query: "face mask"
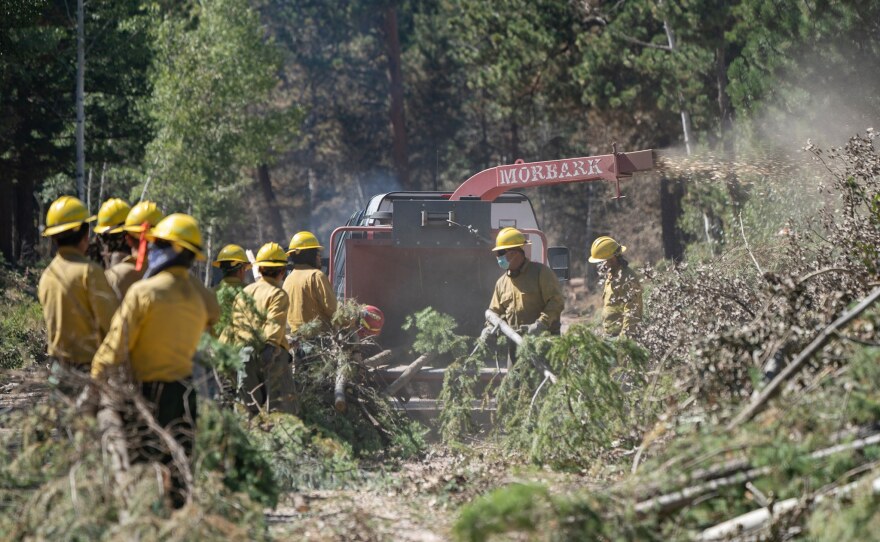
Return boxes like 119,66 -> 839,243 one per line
145,243 -> 182,278
496,255 -> 510,270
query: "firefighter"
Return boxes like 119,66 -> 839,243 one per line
589,236 -> 643,338
229,242 -> 297,414
283,231 -> 337,334
93,198 -> 131,269
91,213 -> 213,508
481,227 -> 564,367
38,196 -> 119,384
104,200 -> 164,299
212,244 -> 251,292
212,244 -> 251,340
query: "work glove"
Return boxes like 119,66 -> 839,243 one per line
520,320 -> 547,337
479,326 -> 497,346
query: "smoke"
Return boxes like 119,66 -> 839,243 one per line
744,38 -> 879,152
310,169 -> 403,243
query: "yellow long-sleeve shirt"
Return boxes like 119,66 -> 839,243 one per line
602,265 -> 643,337
194,275 -> 220,329
91,266 -> 210,382
489,260 -> 564,330
38,246 -> 119,365
282,264 -> 337,332
228,276 -> 290,349
105,254 -> 144,300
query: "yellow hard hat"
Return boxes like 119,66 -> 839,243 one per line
255,242 -> 288,267
589,236 -> 626,263
43,195 -> 96,237
287,231 -> 323,254
146,213 -> 205,260
212,244 -> 251,268
93,198 -> 131,234
118,201 -> 164,234
492,227 -> 530,252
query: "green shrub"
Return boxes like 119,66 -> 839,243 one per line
0,398 -> 267,540
454,483 -> 659,542
0,266 -> 45,370
495,325 -> 650,469
196,402 -> 278,507
245,411 -> 366,491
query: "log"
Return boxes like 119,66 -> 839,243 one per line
728,287 -> 880,430
635,432 -> 880,516
362,349 -> 393,368
639,424 -> 880,500
334,367 -> 347,413
384,354 -> 434,396
97,405 -> 132,515
696,475 -> 880,540
485,310 -> 557,384
635,465 -> 772,516
638,456 -> 752,500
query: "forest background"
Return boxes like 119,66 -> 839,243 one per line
2,0 -> 879,291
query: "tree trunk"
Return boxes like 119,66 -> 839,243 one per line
659,178 -> 685,262
715,44 -> 745,209
204,224 -> 213,287
0,180 -> 15,263
662,15 -> 694,155
382,4 -> 410,189
76,0 -> 86,200
255,163 -> 285,242
511,117 -> 520,162
14,174 -> 37,263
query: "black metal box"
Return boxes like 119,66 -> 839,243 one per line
392,200 -> 492,248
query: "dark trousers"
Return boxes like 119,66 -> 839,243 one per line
139,380 -> 197,507
241,344 -> 297,415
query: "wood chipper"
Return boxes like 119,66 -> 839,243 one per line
329,148 -> 655,348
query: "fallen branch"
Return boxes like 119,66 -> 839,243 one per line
97,405 -> 132,519
738,211 -> 764,276
384,354 -> 435,396
635,432 -> 880,516
635,465 -> 772,516
728,287 -> 880,430
797,266 -> 853,286
334,367 -> 348,413
362,349 -> 393,368
696,474 -> 880,540
485,310 -> 557,384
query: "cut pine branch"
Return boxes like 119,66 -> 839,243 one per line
485,310 -> 557,384
635,432 -> 880,516
728,287 -> 880,430
384,354 -> 434,396
696,473 -> 880,540
363,349 -> 393,368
